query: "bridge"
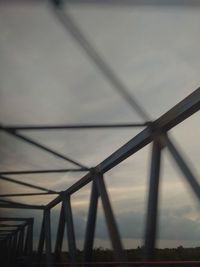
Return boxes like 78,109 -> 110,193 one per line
0,0 -> 200,266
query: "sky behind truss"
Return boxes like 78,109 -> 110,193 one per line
0,1 -> 200,250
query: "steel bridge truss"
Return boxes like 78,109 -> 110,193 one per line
0,0 -> 200,266
0,88 -> 199,266
0,218 -> 33,267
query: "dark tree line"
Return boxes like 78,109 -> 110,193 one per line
33,246 -> 200,266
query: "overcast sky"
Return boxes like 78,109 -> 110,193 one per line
0,1 -> 200,250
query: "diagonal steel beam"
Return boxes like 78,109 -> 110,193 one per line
95,174 -> 126,262
2,0 -> 200,6
38,214 -> 45,260
0,230 -> 14,232
0,198 -> 34,206
0,175 -> 56,193
0,204 -> 44,209
6,130 -> 89,169
62,195 -> 77,262
0,218 -> 33,222
0,168 -> 88,175
55,202 -> 65,255
144,140 -> 162,260
51,0 -> 200,7
1,122 -> 148,131
0,225 -> 19,228
44,209 -> 52,266
52,6 -> 150,121
164,134 -> 200,200
0,192 -> 58,197
0,199 -> 45,210
83,180 -> 99,262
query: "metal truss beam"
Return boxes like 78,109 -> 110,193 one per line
95,174 -> 126,261
2,0 -> 200,6
52,0 -> 200,6
0,204 -> 44,209
53,6 -> 150,121
38,214 -> 45,260
144,140 -> 162,260
164,135 -> 200,201
0,229 -> 14,232
0,224 -> 19,228
47,88 -> 200,209
0,168 -> 87,175
0,192 -> 58,197
1,122 -> 148,131
62,194 -> 77,262
83,180 -> 99,262
55,202 -> 65,255
0,218 -> 32,222
0,73 -> 199,266
0,199 -> 45,210
44,209 -> 52,265
0,217 -> 33,267
0,175 -> 56,193
5,130 -> 89,169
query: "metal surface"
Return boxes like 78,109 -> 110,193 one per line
38,214 -> 45,261
0,122 -> 148,131
144,140 -> 162,260
54,202 -> 65,255
62,194 -> 77,262
44,209 -> 52,266
0,168 -> 88,175
83,180 -> 99,262
164,135 -> 200,200
0,192 -> 58,197
46,88 -> 200,210
2,0 -> 200,6
0,87 -> 199,266
95,174 -> 126,261
52,7 -> 150,121
0,199 -> 45,210
0,175 -> 56,193
0,218 -> 33,267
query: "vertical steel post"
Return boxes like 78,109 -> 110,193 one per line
144,140 -> 162,260
16,230 -> 20,262
44,209 -> 52,266
9,237 -> 12,267
17,227 -> 25,260
24,220 -> 33,267
83,180 -> 99,262
95,174 -> 126,262
38,214 -> 45,258
24,226 -> 28,253
164,135 -> 200,200
55,202 -> 65,255
13,232 -> 18,266
16,230 -> 20,258
6,237 -> 11,267
19,227 -> 25,254
62,194 -> 77,262
28,219 -> 34,266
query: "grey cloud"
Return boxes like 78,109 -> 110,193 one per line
73,207 -> 200,242
159,209 -> 200,241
